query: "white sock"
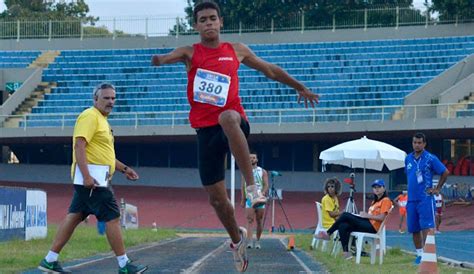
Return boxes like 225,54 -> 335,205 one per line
416,248 -> 423,257
117,254 -> 129,268
45,250 -> 59,263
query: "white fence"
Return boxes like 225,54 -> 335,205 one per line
0,7 -> 473,40
1,103 -> 473,130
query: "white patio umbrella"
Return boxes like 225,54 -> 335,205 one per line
319,136 -> 407,211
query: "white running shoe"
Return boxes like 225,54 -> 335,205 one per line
230,227 -> 249,272
254,240 -> 261,249
246,185 -> 267,208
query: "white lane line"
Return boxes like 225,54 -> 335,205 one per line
181,241 -> 228,274
278,238 -> 313,273
67,237 -> 185,269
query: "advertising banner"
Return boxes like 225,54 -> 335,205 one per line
25,190 -> 47,240
0,187 -> 26,242
123,203 -> 138,229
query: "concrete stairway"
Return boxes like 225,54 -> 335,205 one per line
3,82 -> 57,127
28,50 -> 60,68
3,51 -> 61,127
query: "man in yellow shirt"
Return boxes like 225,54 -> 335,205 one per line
38,83 -> 147,274
321,178 -> 341,229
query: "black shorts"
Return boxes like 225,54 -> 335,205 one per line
68,185 -> 120,222
196,118 -> 250,186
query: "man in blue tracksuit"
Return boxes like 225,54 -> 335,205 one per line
405,132 -> 449,265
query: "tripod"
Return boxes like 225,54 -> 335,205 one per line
262,174 -> 294,232
344,184 -> 358,214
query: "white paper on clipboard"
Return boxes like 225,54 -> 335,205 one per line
73,164 -> 110,187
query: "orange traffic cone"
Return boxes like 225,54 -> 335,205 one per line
418,229 -> 438,274
287,235 -> 295,251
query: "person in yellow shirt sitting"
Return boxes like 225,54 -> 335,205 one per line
321,178 -> 342,229
317,179 -> 392,260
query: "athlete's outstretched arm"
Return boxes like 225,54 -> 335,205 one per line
234,43 -> 320,108
151,46 -> 193,67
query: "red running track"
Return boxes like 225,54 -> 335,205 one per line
1,182 -> 473,231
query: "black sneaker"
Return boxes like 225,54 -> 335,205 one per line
118,260 -> 148,274
38,259 -> 71,273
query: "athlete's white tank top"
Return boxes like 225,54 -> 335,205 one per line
252,166 -> 264,192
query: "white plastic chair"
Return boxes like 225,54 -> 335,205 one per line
310,202 -> 330,251
348,207 -> 393,264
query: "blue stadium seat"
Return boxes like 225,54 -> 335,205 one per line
22,36 -> 474,127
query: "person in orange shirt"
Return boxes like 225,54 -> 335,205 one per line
394,190 -> 408,233
317,179 -> 392,260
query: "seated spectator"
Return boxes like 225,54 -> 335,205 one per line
317,179 -> 392,260
321,178 -> 342,229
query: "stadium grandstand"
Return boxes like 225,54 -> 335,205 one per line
1,2 -> 474,272
1,7 -> 473,232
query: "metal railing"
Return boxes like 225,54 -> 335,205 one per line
0,7 -> 473,40
1,102 -> 473,130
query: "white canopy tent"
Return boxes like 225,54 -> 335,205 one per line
319,136 -> 407,211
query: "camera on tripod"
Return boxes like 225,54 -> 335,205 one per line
263,170 -> 293,232
343,172 -> 358,214
268,171 -> 283,200
270,170 -> 282,177
343,172 -> 356,190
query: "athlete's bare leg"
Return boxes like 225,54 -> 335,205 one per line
255,209 -> 265,240
218,110 -> 254,187
205,180 -> 241,243
245,208 -> 255,242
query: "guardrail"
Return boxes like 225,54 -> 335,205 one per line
0,7 -> 473,40
1,102 -> 472,130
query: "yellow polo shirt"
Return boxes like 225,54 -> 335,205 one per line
321,194 -> 339,229
71,107 -> 115,180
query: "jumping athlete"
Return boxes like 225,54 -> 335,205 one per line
151,1 -> 319,272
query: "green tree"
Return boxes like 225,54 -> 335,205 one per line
430,0 -> 474,20
1,0 -> 96,22
173,0 -> 417,33
0,0 -> 99,38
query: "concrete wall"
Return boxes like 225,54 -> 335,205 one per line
438,73 -> 474,104
0,68 -> 38,88
0,23 -> 473,51
1,163 -> 472,192
404,54 -> 474,119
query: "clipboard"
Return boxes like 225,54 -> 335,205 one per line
73,164 -> 110,187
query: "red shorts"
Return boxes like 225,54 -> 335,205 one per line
436,207 -> 443,216
399,207 -> 406,216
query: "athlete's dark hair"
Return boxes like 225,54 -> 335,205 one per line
193,1 -> 221,23
413,132 -> 426,143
